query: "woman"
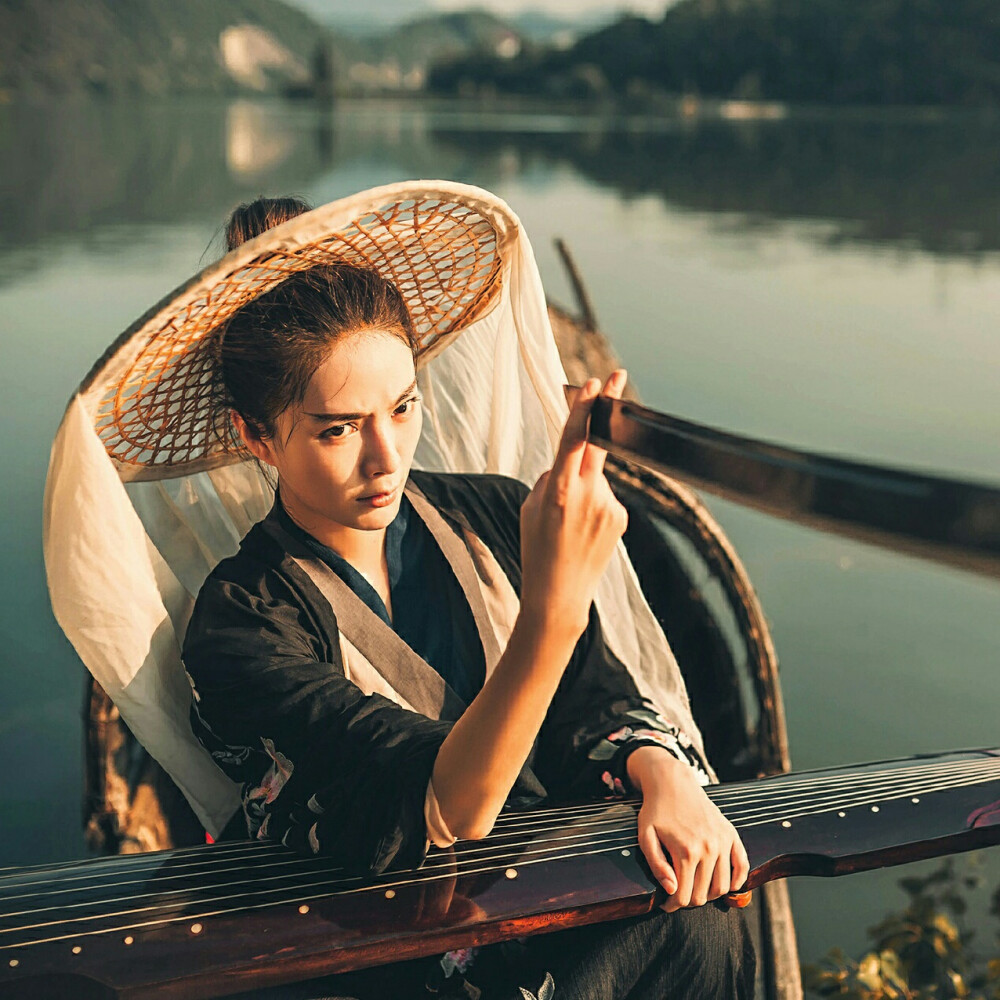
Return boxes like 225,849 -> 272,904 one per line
180,197 -> 756,999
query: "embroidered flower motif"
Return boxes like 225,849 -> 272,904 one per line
625,707 -> 668,727
592,711 -> 712,794
520,972 -> 555,1000
242,784 -> 267,837
256,813 -> 271,841
624,730 -> 712,787
601,771 -> 627,798
586,738 -> 619,762
628,727 -> 683,750
247,738 -> 294,805
212,745 -> 251,767
308,822 -> 321,855
606,725 -> 634,743
590,713 -> 687,762
440,947 -> 478,976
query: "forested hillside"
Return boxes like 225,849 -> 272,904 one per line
0,0 -> 338,96
0,0 -> 527,98
430,0 -> 1000,106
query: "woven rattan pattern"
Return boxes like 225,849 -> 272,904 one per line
93,198 -> 502,475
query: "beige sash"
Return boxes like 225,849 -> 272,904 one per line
259,481 -> 519,725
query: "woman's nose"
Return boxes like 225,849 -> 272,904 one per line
361,418 -> 401,478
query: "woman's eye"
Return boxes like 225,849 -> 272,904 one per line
394,396 -> 421,416
320,424 -> 356,440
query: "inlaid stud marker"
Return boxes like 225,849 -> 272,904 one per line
71,946 -> 82,955
190,923 -> 203,935
911,798 -> 920,804
505,868 -> 518,880
123,936 -> 134,946
781,820 -> 792,829
870,806 -> 880,813
8,960 -> 18,968
838,812 -> 846,818
385,890 -> 396,899
621,849 -> 631,857
298,905 -> 310,915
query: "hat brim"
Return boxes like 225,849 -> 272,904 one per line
80,181 -> 516,482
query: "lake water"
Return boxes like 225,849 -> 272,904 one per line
1,97 -> 998,973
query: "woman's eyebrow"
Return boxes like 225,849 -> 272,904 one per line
304,380 -> 419,422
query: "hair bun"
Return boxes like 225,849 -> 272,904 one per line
225,196 -> 312,251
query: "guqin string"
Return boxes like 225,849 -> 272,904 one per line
2,753 -> 997,952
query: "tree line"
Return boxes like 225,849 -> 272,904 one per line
429,0 -> 1000,107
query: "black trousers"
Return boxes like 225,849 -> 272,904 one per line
237,905 -> 756,1000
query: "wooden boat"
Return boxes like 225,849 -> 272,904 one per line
68,247 -> 802,999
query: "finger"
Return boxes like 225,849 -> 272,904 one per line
707,846 -> 732,903
529,469 -> 550,496
690,849 -> 717,908
519,471 -> 548,522
731,838 -> 751,893
638,823 -> 677,897
580,370 -> 627,479
552,377 -> 601,481
666,840 -> 695,910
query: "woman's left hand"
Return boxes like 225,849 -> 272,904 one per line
626,746 -> 750,913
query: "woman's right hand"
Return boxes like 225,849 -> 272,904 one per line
433,371 -> 629,839
518,371 -> 629,638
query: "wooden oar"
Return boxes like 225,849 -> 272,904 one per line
585,394 -> 1000,580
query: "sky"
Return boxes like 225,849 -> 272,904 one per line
432,0 -> 671,13
282,0 -> 678,32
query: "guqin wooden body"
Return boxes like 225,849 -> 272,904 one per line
3,747 -> 998,999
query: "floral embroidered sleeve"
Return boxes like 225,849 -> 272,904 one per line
586,707 -> 712,799
533,602 -> 712,802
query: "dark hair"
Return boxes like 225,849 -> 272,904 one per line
213,197 -> 416,450
225,196 -> 313,253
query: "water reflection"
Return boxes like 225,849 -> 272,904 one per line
0,99 -> 333,280
226,100 -> 303,179
5,101 -> 1000,283
430,115 -> 1000,257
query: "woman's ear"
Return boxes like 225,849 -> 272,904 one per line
231,410 -> 278,468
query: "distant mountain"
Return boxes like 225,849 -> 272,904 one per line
281,0 -> 435,35
327,9 -> 527,93
0,0 -> 338,97
0,0 -> 554,97
283,1 -> 611,44
506,9 -> 614,44
377,11 -> 521,76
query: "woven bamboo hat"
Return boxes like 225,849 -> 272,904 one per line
80,181 -> 517,483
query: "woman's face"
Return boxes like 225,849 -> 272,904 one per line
251,329 -> 422,542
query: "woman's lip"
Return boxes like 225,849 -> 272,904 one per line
357,487 -> 398,506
